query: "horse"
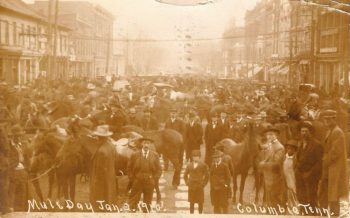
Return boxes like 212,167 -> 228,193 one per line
215,119 -> 262,204
29,128 -> 68,200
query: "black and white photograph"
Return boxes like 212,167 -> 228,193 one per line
0,0 -> 349,217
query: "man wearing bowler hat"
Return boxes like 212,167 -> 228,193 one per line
319,110 -> 349,216
204,112 -> 223,166
258,126 -> 286,207
185,112 -> 203,161
209,150 -> 231,214
294,121 -> 323,212
127,137 -> 161,212
183,150 -> 209,214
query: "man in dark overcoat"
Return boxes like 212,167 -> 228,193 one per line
185,112 -> 203,161
205,113 -> 223,166
319,110 -> 349,216
140,109 -> 159,131
164,108 -> 185,170
294,121 -> 323,211
127,137 -> 161,212
183,150 -> 209,214
89,125 -> 117,210
210,150 -> 231,214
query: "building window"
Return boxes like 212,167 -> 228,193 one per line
0,20 -> 9,45
13,22 -> 17,45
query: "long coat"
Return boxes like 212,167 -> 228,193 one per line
183,161 -> 209,203
185,122 -> 203,151
259,140 -> 286,206
204,123 -> 223,165
295,138 -> 323,182
209,162 -> 231,206
127,150 -> 162,182
321,125 -> 349,201
89,139 -> 117,207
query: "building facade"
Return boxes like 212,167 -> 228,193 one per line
32,0 -> 114,78
0,0 -> 70,85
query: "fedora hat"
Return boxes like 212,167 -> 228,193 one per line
9,125 -> 25,136
191,150 -> 201,157
138,137 -> 154,143
92,125 -> 113,137
87,83 -> 96,90
212,150 -> 223,158
298,121 -> 314,131
263,126 -> 280,135
285,139 -> 298,149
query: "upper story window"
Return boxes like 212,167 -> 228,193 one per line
0,20 -> 9,45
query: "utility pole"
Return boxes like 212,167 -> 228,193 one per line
52,0 -> 59,79
105,23 -> 111,76
47,0 -> 53,79
343,14 -> 349,98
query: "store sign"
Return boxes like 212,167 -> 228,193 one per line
320,47 -> 337,53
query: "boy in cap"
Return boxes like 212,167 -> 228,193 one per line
204,113 -> 223,166
209,150 -> 231,214
183,150 -> 209,214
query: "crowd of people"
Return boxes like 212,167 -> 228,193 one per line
0,75 -> 349,215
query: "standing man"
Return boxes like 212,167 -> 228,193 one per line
164,108 -> 185,169
183,150 -> 209,214
319,110 -> 349,216
294,121 -> 323,211
141,109 -> 159,131
204,113 -> 223,166
127,138 -> 161,212
7,125 -> 30,212
258,126 -> 286,207
185,112 -> 203,161
210,150 -> 231,214
219,111 -> 229,136
89,125 -> 117,210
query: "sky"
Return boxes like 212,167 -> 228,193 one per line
24,0 -> 260,39
23,0 -> 261,73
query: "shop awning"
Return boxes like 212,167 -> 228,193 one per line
268,64 -> 283,75
277,66 -> 289,75
247,65 -> 263,78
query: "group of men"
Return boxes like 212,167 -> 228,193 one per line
0,77 -> 349,216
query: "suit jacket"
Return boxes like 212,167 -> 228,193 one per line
322,125 -> 349,201
127,150 -> 161,181
295,138 -> 323,181
219,118 -> 229,136
185,122 -> 203,150
184,161 -> 209,188
205,123 -> 223,148
140,117 -> 159,131
165,118 -> 185,135
210,162 -> 231,190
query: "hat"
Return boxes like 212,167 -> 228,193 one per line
298,121 -> 314,131
129,108 -> 136,114
138,137 -> 154,143
212,150 -> 223,158
67,95 -> 75,101
87,83 -> 96,90
308,93 -> 319,100
170,108 -> 178,113
320,109 -> 337,118
9,125 -> 25,136
191,150 -> 201,157
285,139 -> 298,149
188,112 -> 196,118
92,125 -> 113,137
211,112 -> 219,118
263,126 -> 280,134
115,138 -> 128,147
144,108 -> 152,113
